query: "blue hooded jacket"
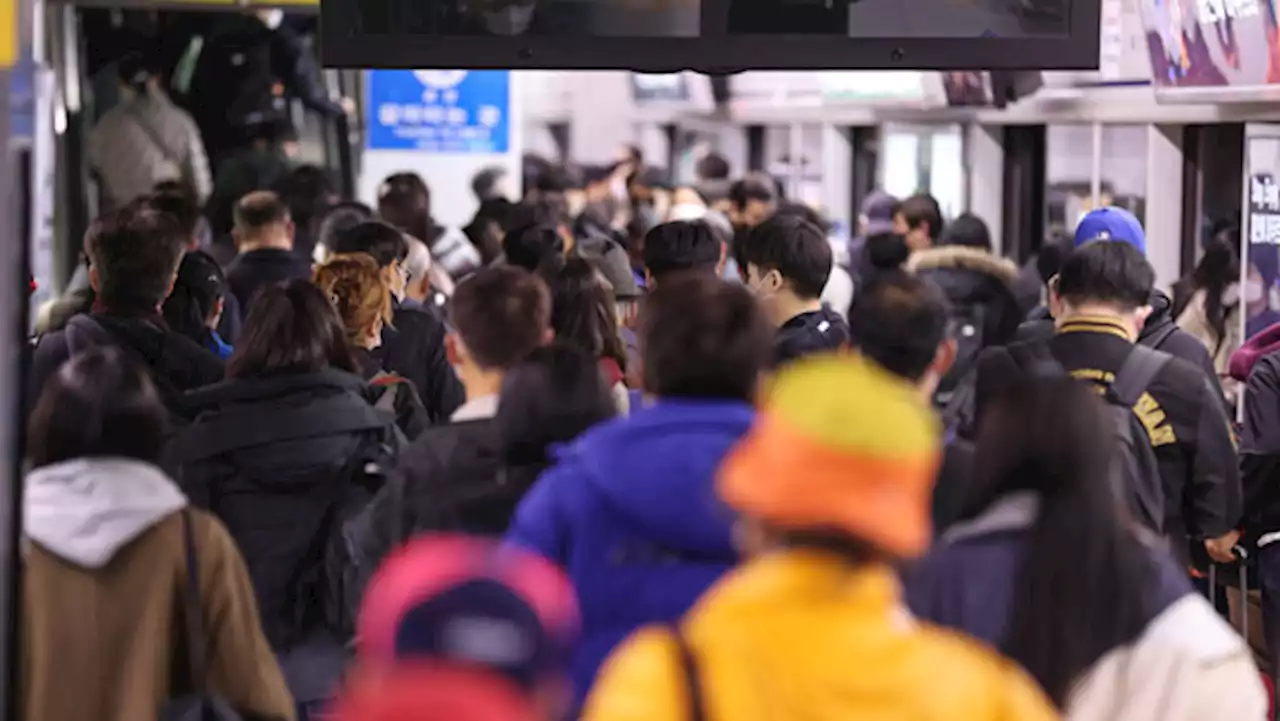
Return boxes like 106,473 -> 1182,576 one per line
505,399 -> 752,707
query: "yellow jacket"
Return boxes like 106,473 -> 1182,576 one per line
584,549 -> 1058,721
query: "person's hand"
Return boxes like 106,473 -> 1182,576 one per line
338,96 -> 357,116
1205,530 -> 1242,563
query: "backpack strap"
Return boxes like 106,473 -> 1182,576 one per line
670,625 -> 705,721
173,394 -> 392,461
1109,345 -> 1172,408
370,373 -> 408,414
1140,323 -> 1178,352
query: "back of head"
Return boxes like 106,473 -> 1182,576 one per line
1056,240 -> 1154,312
893,194 -> 944,241
1036,231 -> 1071,285
331,221 -> 409,268
939,213 -> 991,251
86,196 -> 189,310
642,220 -> 721,282
963,376 -> 1152,707
314,253 -> 393,340
233,190 -> 291,238
227,279 -> 358,379
502,224 -> 564,273
774,201 -> 832,235
737,214 -> 833,300
544,257 -> 626,369
450,267 -> 552,371
848,271 -> 951,383
116,50 -> 160,94
695,152 -> 731,183
378,172 -> 433,240
727,173 -> 777,214
638,273 -> 772,401
471,166 -> 508,202
318,201 -> 377,257
147,189 -> 201,242
163,250 -> 225,345
273,164 -> 336,230
864,232 -> 911,272
497,343 -> 617,467
28,346 -> 168,467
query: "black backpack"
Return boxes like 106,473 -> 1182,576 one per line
171,394 -> 399,646
1007,342 -> 1171,536
935,303 -> 987,409
190,24 -> 287,133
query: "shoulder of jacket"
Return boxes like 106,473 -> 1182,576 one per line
583,626 -> 687,721
906,624 -> 1058,716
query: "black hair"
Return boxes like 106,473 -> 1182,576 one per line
638,273 -> 772,402
727,174 -> 776,211
226,280 -> 359,379
233,190 -> 291,232
736,214 -> 833,299
959,377 -> 1155,708
892,194 -> 944,241
864,232 -> 911,272
146,189 -> 201,242
503,224 -> 565,273
471,166 -> 507,202
450,267 -> 553,370
273,165 -> 336,235
496,343 -> 617,468
85,197 -> 188,312
162,251 -> 225,350
507,195 -> 570,232
377,172 -> 434,244
848,271 -> 951,383
695,152 -> 731,182
939,213 -> 992,251
466,198 -> 517,266
642,221 -> 722,281
1036,231 -> 1071,285
116,50 -> 160,94
318,201 -> 376,254
1192,237 -> 1241,351
774,201 -> 832,235
330,220 -> 409,267
543,257 -> 628,373
1056,240 -> 1155,312
27,346 -> 168,467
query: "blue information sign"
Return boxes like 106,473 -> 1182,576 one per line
366,70 -> 510,154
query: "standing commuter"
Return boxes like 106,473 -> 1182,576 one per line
641,220 -> 724,288
506,273 -> 773,712
314,253 -> 432,439
23,347 -> 294,721
905,377 -> 1265,721
224,191 -> 312,313
28,198 -> 225,420
892,193 -> 944,252
736,214 -> 850,366
162,250 -> 234,359
541,257 -> 632,414
329,220 -> 464,423
972,240 -> 1243,569
378,172 -> 482,278
584,355 -> 1058,721
344,268 -> 555,602
848,270 -> 973,536
89,50 -> 211,211
176,281 -> 404,719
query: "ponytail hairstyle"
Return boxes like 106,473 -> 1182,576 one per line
162,251 -> 225,349
313,253 -> 393,345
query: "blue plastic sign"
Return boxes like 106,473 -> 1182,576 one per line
366,70 -> 510,154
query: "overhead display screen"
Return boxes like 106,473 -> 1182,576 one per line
321,0 -> 1097,70
1139,0 -> 1280,93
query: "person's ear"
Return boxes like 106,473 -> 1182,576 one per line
644,268 -> 654,288
445,333 -> 462,367
210,296 -> 225,327
541,327 -> 555,345
765,268 -> 785,292
1134,304 -> 1154,333
88,265 -> 100,292
285,219 -> 296,239
166,268 -> 179,298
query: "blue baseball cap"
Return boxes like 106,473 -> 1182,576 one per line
1073,207 -> 1146,253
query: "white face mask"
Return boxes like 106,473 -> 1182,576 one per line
1247,278 -> 1266,304
483,4 -> 535,35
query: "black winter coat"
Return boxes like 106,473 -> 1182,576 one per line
371,301 -> 465,425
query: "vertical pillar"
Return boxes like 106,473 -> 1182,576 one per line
1144,124 -> 1185,290
820,123 -> 853,234
965,123 -> 1005,255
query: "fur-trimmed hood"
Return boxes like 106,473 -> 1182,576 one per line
905,245 -> 1019,285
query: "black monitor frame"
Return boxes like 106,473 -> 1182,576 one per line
319,0 -> 1101,71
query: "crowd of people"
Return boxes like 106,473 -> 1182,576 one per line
16,142 -> 1280,721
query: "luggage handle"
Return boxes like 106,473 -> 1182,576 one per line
1207,544 -> 1249,640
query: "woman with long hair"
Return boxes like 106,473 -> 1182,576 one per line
314,252 -> 430,437
541,256 -> 631,414
176,281 -> 404,720
904,376 -> 1263,720
376,172 -> 481,278
1177,236 -> 1243,403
